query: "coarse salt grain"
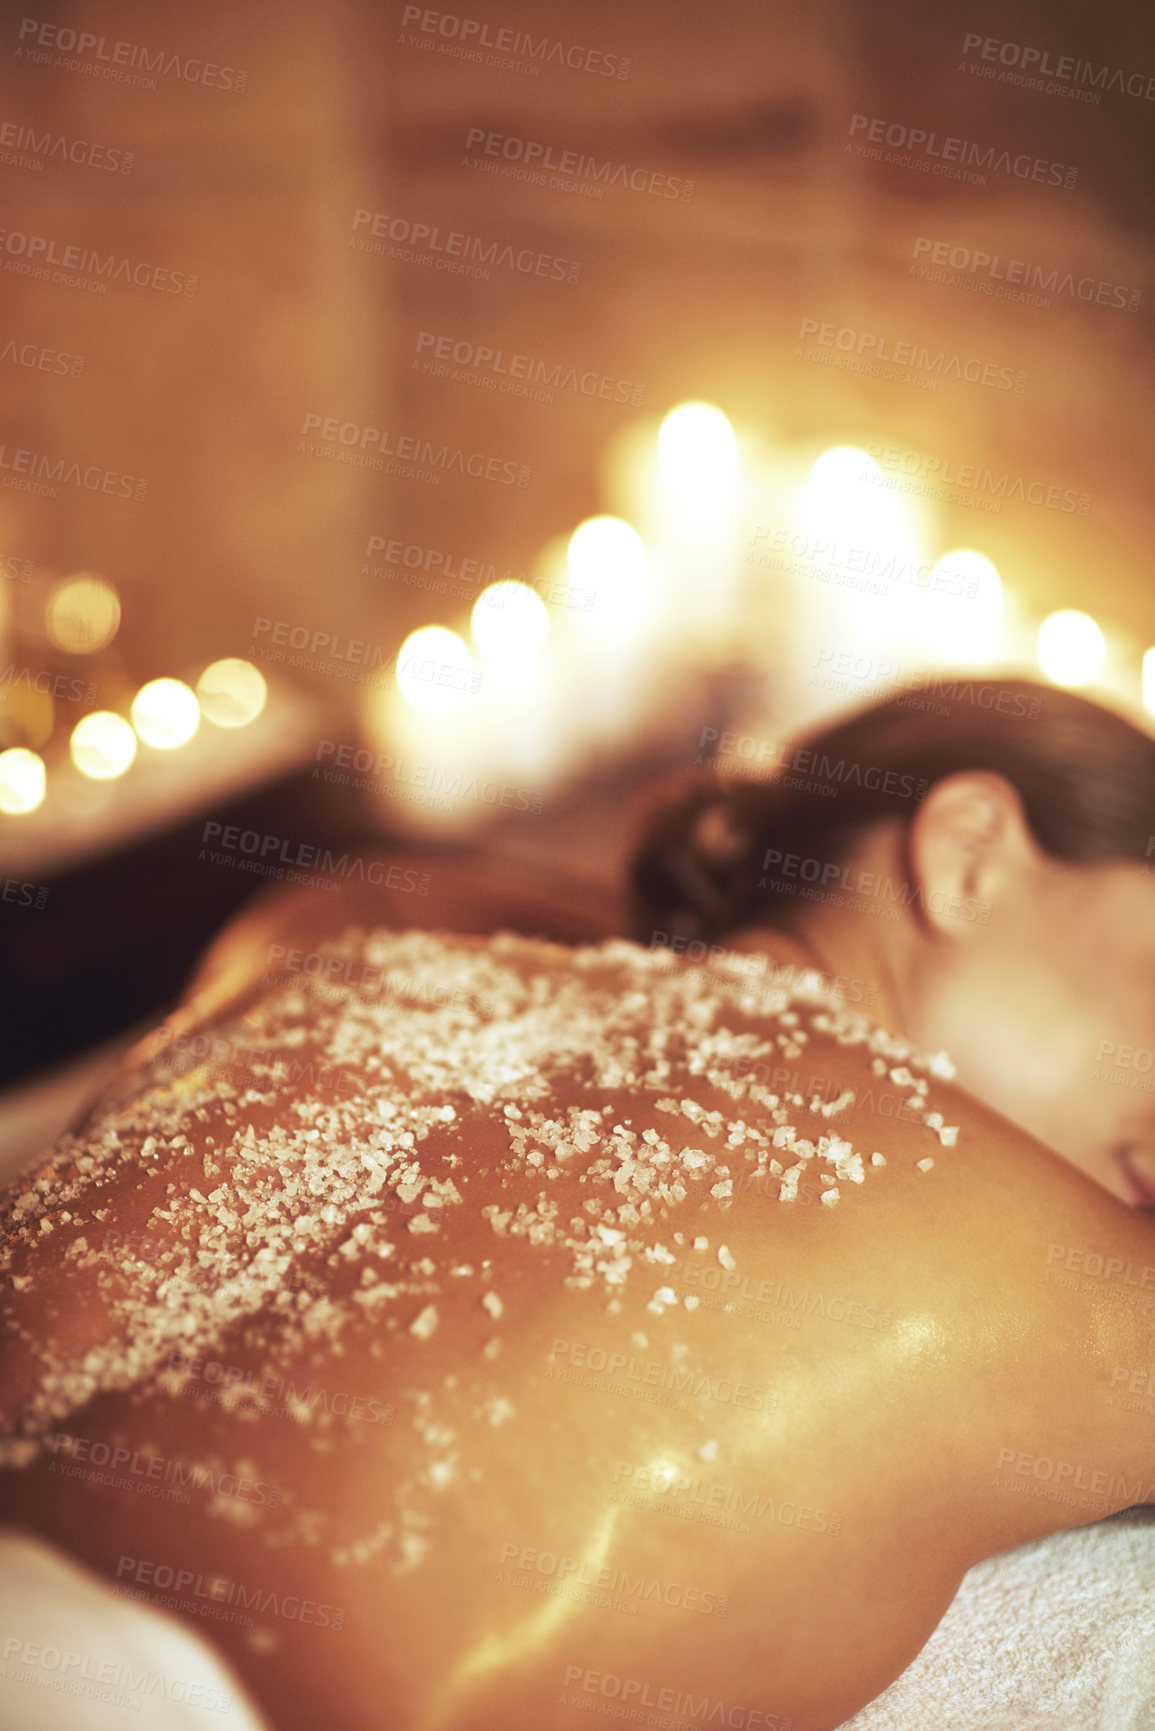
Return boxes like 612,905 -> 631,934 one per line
409,1304 -> 439,1340
0,924 -> 963,1518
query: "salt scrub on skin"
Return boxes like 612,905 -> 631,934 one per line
0,930 -> 960,1486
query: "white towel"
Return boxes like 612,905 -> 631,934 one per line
0,1531 -> 270,1730
838,1506 -> 1155,1730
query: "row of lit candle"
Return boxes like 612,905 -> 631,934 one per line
0,659 -> 268,815
379,407 -> 1144,718
1,403 -> 1148,825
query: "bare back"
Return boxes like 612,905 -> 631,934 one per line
2,920 -> 1153,1731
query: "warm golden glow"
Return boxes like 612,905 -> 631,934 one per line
807,445 -> 881,503
46,574 -> 121,654
1037,610 -> 1106,687
920,549 -> 1004,661
397,626 -> 475,714
71,710 -> 137,779
804,446 -> 894,543
657,401 -> 737,492
0,683 -> 54,752
0,746 -> 46,814
1143,649 -> 1155,715
131,678 -> 200,749
566,516 -> 650,636
197,658 -> 268,728
471,581 -> 550,660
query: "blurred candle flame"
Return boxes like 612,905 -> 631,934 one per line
197,659 -> 267,728
131,678 -> 200,749
1038,610 -> 1106,686
71,711 -> 137,779
0,746 -> 46,814
46,574 -> 121,654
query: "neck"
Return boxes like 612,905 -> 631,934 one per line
729,902 -> 915,1039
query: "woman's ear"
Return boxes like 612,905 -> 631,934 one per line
905,772 -> 1040,938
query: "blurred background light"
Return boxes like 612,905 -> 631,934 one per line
471,580 -> 550,660
397,625 -> 475,714
917,548 -> 1005,663
196,658 -> 268,728
657,401 -> 738,494
71,711 -> 137,780
1037,609 -> 1107,687
131,678 -> 201,749
1143,648 -> 1155,715
46,575 -> 121,655
566,515 -> 650,636
0,746 -> 46,815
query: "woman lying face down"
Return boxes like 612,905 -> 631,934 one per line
631,679 -> 1155,1207
2,679 -> 1155,1731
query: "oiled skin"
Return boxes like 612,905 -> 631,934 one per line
2,870 -> 1154,1731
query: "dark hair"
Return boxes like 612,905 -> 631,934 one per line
628,678 -> 1155,944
